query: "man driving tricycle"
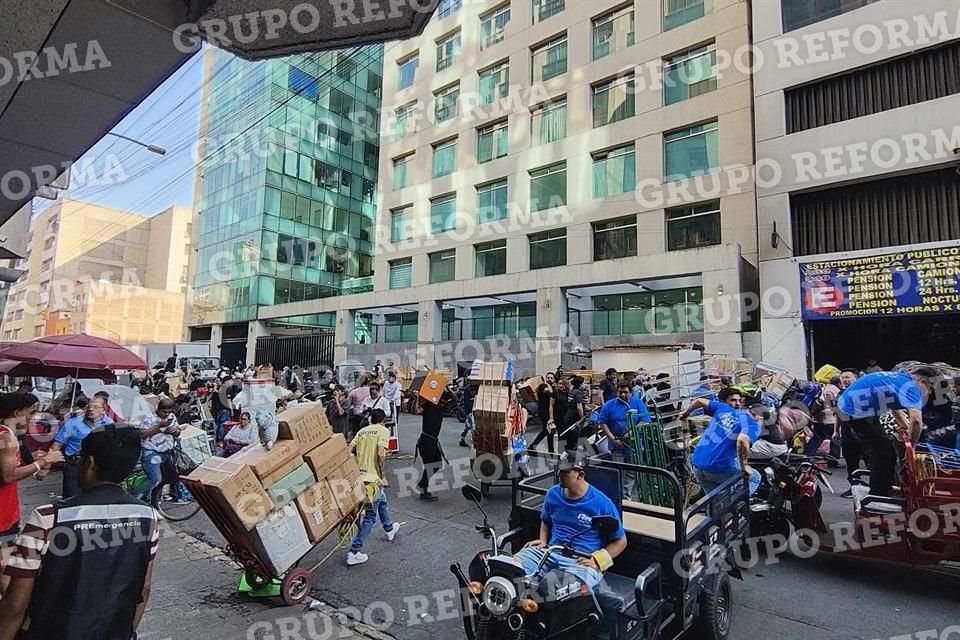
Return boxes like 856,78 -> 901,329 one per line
451,450 -> 750,640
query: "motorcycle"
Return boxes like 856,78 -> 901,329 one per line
451,484 -> 620,640
749,455 -> 831,539
446,379 -> 469,423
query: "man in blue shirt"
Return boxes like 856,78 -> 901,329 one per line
678,386 -> 742,421
51,395 -> 114,498
512,455 -> 627,591
836,368 -> 934,496
691,405 -> 764,495
597,382 -> 652,500
598,368 -> 618,403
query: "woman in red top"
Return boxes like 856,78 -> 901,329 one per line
0,392 -> 63,594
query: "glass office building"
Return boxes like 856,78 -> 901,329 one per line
191,46 -> 383,327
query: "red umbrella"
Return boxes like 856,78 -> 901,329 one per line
0,334 -> 147,371
0,359 -> 118,382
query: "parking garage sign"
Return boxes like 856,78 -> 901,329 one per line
799,247 -> 960,320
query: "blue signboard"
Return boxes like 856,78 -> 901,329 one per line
799,247 -> 960,320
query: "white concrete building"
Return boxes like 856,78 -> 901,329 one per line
257,0 -> 762,375
754,0 -> 960,375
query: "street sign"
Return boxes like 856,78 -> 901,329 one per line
799,247 -> 960,320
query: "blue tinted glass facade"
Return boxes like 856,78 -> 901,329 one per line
192,47 -> 383,326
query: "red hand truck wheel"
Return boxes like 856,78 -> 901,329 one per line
281,568 -> 312,606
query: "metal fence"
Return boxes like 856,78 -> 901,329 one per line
255,331 -> 335,370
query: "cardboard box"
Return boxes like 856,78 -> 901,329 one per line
248,503 -> 313,576
303,435 -> 351,481
267,463 -> 317,510
229,440 -> 302,487
474,384 -> 509,418
295,482 -> 341,542
408,370 -> 447,405
277,402 -> 333,454
186,458 -> 272,530
517,376 -> 544,403
326,458 -> 366,516
469,360 -> 513,383
256,366 -> 274,380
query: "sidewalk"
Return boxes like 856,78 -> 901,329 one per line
15,470 -> 362,640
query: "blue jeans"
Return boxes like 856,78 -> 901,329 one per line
350,488 -> 394,553
510,547 -> 603,590
695,467 -> 761,496
139,449 -> 189,506
611,446 -> 636,501
215,409 -> 231,441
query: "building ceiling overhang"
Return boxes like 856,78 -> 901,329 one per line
0,0 -> 435,226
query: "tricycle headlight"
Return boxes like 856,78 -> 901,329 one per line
482,577 -> 516,617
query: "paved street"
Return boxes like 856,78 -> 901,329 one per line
16,419 -> 960,640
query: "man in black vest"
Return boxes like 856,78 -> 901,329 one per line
0,427 -> 159,640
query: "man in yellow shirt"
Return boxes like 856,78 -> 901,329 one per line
346,408 -> 400,566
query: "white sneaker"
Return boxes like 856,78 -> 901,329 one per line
386,523 -> 401,542
346,551 -> 368,566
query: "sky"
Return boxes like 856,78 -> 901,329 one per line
38,49 -> 207,216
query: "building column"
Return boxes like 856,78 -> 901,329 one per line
701,268 -> 744,358
334,309 -> 355,365
246,320 -> 269,366
417,300 -> 442,369
209,324 -> 223,358
535,287 -> 567,375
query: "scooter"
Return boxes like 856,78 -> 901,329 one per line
451,484 -> 620,640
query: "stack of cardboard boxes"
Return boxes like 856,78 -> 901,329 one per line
470,361 -> 516,457
185,402 -> 365,576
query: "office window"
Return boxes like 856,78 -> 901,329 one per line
481,4 -> 511,49
395,102 -> 417,140
385,313 -> 418,343
593,5 -> 635,60
479,61 -> 510,105
782,0 -> 879,32
531,36 -> 568,83
664,0 -> 710,30
438,0 -> 462,19
472,303 -> 536,340
436,30 -> 462,72
432,138 -> 458,178
477,179 -> 509,223
533,0 -> 564,23
429,250 -> 457,283
477,120 -> 508,163
664,44 -> 717,105
391,207 -> 412,243
593,287 -> 702,335
529,229 -> 567,269
530,97 -> 567,145
475,240 -> 507,277
431,194 -> 458,233
393,154 -> 412,190
592,74 -> 635,127
288,66 -> 318,98
592,144 -> 636,198
529,162 -> 566,212
397,53 -> 419,90
389,258 -> 412,289
666,201 -> 721,251
664,121 -> 719,180
593,216 -> 637,261
434,83 -> 460,123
